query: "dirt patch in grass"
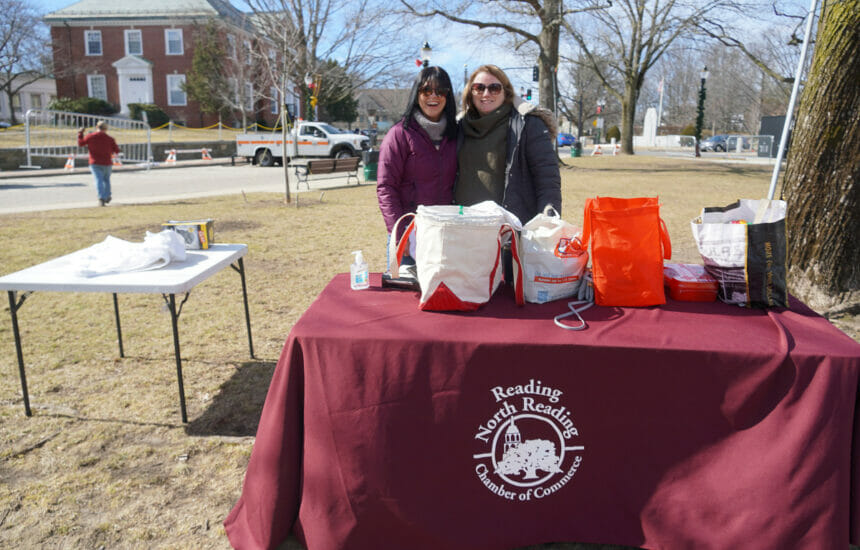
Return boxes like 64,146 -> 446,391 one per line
0,156 -> 855,548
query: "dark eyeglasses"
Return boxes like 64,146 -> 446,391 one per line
419,87 -> 449,97
471,83 -> 503,95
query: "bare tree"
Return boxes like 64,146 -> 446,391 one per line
243,0 -> 411,119
781,1 -> 859,312
0,0 -> 50,124
562,0 -> 750,154
696,0 -> 809,84
398,0 -> 612,112
557,52 -> 615,137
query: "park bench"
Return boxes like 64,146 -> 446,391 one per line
291,157 -> 361,189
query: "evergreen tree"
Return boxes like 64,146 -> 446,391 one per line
317,60 -> 358,124
183,20 -> 229,117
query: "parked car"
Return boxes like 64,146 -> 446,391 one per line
700,134 -> 728,152
701,134 -> 751,153
557,133 -> 576,147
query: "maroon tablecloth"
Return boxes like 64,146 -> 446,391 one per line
225,273 -> 860,550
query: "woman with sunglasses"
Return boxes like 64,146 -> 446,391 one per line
377,66 -> 459,264
455,65 -> 561,225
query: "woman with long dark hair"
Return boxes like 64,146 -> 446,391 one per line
377,66 -> 458,262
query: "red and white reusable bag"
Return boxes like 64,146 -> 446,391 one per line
388,202 -> 524,311
521,207 -> 588,303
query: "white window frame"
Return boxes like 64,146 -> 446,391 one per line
85,30 -> 102,56
167,74 -> 187,106
243,40 -> 252,65
227,35 -> 236,58
228,78 -> 239,105
125,29 -> 143,56
164,29 -> 184,55
87,74 -> 107,101
244,81 -> 254,111
270,86 -> 279,114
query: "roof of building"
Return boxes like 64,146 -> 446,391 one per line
356,89 -> 410,120
44,0 -> 248,27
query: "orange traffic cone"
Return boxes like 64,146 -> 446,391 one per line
165,149 -> 177,164
201,148 -> 212,161
64,154 -> 75,172
591,145 -> 603,156
613,143 -> 621,156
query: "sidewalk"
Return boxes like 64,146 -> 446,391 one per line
0,159 -> 372,214
0,156 -> 236,179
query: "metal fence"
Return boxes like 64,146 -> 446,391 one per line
23,110 -> 152,169
703,135 -> 775,158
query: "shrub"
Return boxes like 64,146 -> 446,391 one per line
49,97 -> 117,116
680,124 -> 697,136
128,103 -> 170,128
606,125 -> 621,141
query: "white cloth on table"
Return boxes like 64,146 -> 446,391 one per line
63,230 -> 187,277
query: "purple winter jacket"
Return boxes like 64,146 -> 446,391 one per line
376,118 -> 457,235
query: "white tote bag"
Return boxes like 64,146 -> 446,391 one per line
388,202 -> 524,311
521,208 -> 588,303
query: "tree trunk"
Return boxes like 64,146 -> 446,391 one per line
537,0 -> 561,113
6,90 -> 18,125
620,82 -> 638,154
782,0 -> 859,311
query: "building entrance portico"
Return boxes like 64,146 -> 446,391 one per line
112,55 -> 154,116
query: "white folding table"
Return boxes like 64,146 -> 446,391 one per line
0,243 -> 254,423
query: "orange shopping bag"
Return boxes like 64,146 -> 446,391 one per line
581,197 -> 671,306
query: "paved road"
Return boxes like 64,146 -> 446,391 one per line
0,151 -> 776,215
0,160 -> 369,214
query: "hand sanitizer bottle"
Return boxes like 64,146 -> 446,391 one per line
350,250 -> 369,290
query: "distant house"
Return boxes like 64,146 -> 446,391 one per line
355,89 -> 411,132
0,77 -> 57,124
44,0 -> 298,127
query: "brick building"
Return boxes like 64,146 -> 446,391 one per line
44,0 -> 297,128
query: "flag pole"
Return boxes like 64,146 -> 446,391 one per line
767,0 -> 818,200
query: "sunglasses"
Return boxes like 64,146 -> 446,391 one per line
471,83 -> 504,95
419,87 -> 449,97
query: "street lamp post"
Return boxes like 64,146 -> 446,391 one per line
420,42 -> 432,67
694,66 -> 709,157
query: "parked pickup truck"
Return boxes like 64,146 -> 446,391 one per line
236,122 -> 370,166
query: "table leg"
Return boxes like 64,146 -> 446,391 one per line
165,293 -> 188,423
7,291 -> 31,417
112,293 -> 125,358
231,259 -> 255,358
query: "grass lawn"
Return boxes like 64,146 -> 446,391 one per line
0,155 -> 856,548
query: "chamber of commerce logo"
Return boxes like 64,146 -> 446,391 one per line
472,379 -> 584,501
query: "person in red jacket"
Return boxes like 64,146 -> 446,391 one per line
78,121 -> 120,206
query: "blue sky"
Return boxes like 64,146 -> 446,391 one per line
32,0 -> 528,91
33,0 -> 814,99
